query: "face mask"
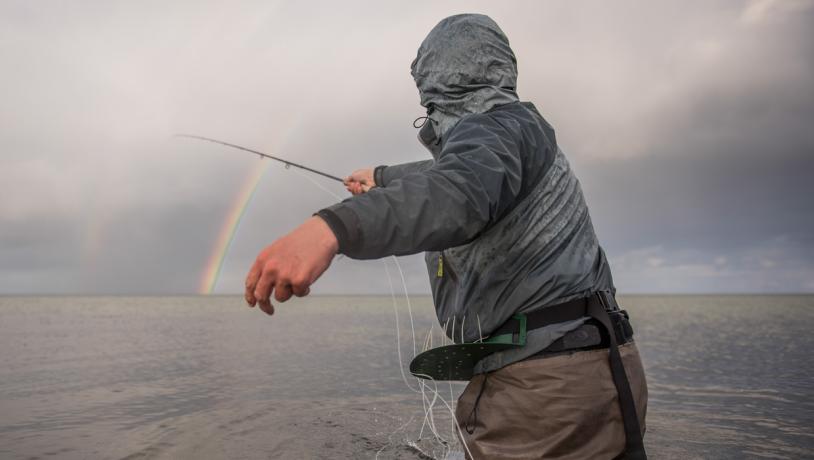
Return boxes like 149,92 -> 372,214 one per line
414,109 -> 443,157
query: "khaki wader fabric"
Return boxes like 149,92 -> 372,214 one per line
455,343 -> 648,460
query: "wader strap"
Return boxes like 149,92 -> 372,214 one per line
464,373 -> 489,435
589,294 -> 647,460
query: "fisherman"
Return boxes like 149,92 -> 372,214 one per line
244,14 -> 647,459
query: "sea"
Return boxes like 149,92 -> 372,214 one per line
0,295 -> 812,459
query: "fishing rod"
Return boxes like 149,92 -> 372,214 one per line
175,134 -> 344,183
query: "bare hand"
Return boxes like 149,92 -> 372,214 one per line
343,168 -> 375,195
244,216 -> 339,315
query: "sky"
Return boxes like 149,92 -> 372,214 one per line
1,0 -> 812,295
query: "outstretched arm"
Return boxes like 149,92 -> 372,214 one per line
245,114 -> 523,311
244,216 -> 338,315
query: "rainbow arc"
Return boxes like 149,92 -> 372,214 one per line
199,162 -> 270,294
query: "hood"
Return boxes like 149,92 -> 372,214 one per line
411,14 -> 519,137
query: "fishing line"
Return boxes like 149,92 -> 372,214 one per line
246,155 -> 468,458
179,131 -> 465,456
383,261 -> 419,393
449,381 -> 456,451
375,415 -> 416,460
418,379 -> 443,442
287,165 -> 345,202
287,168 -> 424,394
423,327 -> 432,351
294,163 -> 462,456
392,255 -> 418,357
412,373 -> 475,460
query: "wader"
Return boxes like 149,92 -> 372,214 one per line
455,293 -> 648,460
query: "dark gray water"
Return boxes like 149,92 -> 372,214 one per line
0,295 -> 812,459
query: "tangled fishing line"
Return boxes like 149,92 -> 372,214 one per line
180,135 -> 473,459
291,167 -> 472,460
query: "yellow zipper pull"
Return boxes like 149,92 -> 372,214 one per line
437,254 -> 444,278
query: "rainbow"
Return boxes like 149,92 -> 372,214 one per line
199,161 -> 271,294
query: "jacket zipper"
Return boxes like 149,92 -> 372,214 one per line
438,251 -> 457,281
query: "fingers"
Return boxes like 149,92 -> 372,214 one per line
253,265 -> 276,308
350,168 -> 372,183
254,278 -> 307,313
344,177 -> 362,195
272,273 -> 314,302
245,218 -> 334,317
244,259 -> 262,306
250,261 -> 310,314
345,182 -> 364,195
255,268 -> 276,316
291,284 -> 311,297
273,282 -> 291,302
257,298 -> 275,316
344,169 -> 375,196
252,264 -> 279,315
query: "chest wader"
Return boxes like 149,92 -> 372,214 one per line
410,292 -> 646,459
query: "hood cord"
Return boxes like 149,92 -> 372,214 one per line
413,116 -> 429,128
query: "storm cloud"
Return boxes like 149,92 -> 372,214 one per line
1,0 -> 812,294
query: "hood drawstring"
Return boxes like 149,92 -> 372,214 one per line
413,104 -> 436,129
413,116 -> 429,128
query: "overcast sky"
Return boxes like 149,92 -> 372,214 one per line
1,0 -> 812,295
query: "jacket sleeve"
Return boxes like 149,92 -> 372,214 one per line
317,114 -> 523,259
375,160 -> 435,187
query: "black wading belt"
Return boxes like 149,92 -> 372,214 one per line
491,293 -> 647,459
591,293 -> 647,460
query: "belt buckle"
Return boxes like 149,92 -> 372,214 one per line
608,310 -> 634,343
485,313 -> 527,347
597,291 -> 620,312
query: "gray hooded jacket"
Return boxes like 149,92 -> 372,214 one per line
318,14 -> 614,373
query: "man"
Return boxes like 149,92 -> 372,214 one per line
245,14 -> 647,459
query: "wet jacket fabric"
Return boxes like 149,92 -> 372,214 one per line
317,14 -> 614,373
